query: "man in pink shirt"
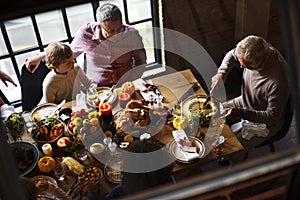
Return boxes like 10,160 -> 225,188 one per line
26,3 -> 146,87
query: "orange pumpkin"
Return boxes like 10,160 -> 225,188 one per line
38,156 -> 56,173
121,81 -> 135,96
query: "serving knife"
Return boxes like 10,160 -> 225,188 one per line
167,83 -> 200,113
147,83 -> 200,134
48,99 -> 66,118
202,95 -> 211,108
99,84 -> 116,105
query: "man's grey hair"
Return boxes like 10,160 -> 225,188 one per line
236,35 -> 271,68
96,3 -> 122,26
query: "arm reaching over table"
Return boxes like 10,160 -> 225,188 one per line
0,70 -> 17,87
25,54 -> 44,73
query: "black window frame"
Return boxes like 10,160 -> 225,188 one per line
0,0 -> 160,107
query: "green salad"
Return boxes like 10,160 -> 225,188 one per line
5,113 -> 25,141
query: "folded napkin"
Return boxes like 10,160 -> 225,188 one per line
0,104 -> 15,119
241,120 -> 270,140
172,129 -> 199,161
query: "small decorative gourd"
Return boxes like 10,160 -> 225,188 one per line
121,81 -> 135,96
38,156 -> 56,173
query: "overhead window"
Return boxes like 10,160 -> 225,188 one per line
0,0 -> 160,107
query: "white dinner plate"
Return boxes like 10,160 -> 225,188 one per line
86,86 -> 117,108
30,175 -> 58,198
104,155 -> 124,184
168,136 -> 206,163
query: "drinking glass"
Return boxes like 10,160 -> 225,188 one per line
87,84 -> 98,102
77,149 -> 88,162
22,111 -> 34,129
103,137 -> 112,146
54,158 -> 66,181
108,142 -> 117,155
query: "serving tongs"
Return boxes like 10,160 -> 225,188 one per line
99,84 -> 116,105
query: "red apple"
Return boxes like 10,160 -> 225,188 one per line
57,137 -> 70,151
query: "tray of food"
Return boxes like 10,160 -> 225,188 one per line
78,166 -> 103,183
30,103 -> 58,122
10,141 -> 39,176
31,118 -> 65,143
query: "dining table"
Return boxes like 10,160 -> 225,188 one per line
9,69 -> 244,199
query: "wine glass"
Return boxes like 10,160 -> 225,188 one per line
108,142 -> 117,155
54,158 -> 66,181
87,84 -> 98,103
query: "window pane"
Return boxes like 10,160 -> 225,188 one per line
66,4 -> 95,36
4,17 -> 37,51
127,0 -> 151,22
0,58 -> 21,102
133,22 -> 155,63
0,31 -> 8,55
36,10 -> 67,44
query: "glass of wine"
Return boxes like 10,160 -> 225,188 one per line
54,158 -> 66,181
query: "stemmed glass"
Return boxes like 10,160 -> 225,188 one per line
87,84 -> 98,103
108,142 -> 118,155
103,137 -> 112,151
54,157 -> 66,181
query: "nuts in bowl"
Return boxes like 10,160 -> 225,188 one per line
78,166 -> 103,183
31,118 -> 65,143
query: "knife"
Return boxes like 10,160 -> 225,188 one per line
147,83 -> 199,134
202,95 -> 211,108
167,83 -> 200,113
99,84 -> 116,105
66,179 -> 78,195
48,99 -> 66,118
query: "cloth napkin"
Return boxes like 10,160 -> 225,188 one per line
0,104 -> 15,119
172,129 -> 199,161
240,120 -> 270,140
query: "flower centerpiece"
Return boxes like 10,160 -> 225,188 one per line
5,113 -> 25,142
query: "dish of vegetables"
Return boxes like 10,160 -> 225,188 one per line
31,118 -> 65,143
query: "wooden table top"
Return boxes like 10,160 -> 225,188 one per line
15,69 -> 243,198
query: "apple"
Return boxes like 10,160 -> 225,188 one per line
88,111 -> 98,119
68,121 -> 75,131
73,117 -> 83,126
83,119 -> 90,127
57,137 -> 70,151
73,126 -> 79,135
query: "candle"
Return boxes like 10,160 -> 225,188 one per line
42,143 -> 53,156
119,92 -> 130,108
99,102 -> 112,116
99,103 -> 113,124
